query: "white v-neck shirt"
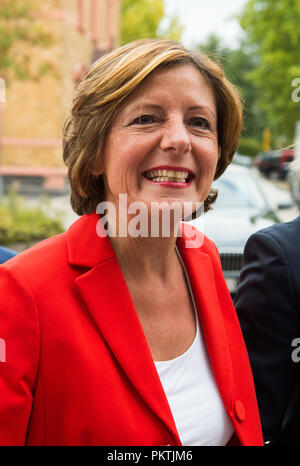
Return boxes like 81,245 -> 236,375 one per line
154,248 -> 234,446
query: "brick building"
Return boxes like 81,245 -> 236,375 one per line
0,0 -> 120,194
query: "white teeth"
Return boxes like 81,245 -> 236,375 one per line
151,176 -> 186,182
144,169 -> 191,181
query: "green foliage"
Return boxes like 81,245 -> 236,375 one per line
238,137 -> 262,157
0,190 -> 64,246
196,34 -> 265,153
239,0 -> 300,144
0,0 -> 55,81
120,0 -> 183,44
158,14 -> 184,41
121,0 -> 164,43
198,34 -> 265,146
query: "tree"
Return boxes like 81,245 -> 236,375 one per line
0,0 -> 55,82
239,0 -> 300,145
120,0 -> 183,45
196,34 -> 265,156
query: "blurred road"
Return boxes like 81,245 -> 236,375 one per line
253,167 -> 299,223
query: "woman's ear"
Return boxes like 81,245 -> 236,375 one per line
91,167 -> 103,176
91,156 -> 104,176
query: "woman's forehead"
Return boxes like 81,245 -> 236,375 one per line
119,64 -> 216,115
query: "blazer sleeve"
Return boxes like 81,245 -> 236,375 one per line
0,265 -> 40,446
234,231 -> 299,444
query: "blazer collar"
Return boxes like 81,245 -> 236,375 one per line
67,214 -> 234,443
67,214 -> 181,443
67,213 -> 115,267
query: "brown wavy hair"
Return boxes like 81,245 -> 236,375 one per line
63,38 -> 243,215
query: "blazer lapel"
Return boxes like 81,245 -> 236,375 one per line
176,229 -> 234,414
67,214 -> 181,444
67,214 -> 234,442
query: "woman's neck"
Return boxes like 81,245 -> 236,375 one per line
109,234 -> 180,283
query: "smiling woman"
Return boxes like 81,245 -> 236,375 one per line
0,39 -> 263,447
63,38 -> 242,215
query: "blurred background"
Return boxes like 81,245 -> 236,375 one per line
0,0 -> 299,292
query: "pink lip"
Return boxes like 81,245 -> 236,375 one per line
144,179 -> 193,189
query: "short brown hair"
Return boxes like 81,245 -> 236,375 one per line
63,38 -> 243,215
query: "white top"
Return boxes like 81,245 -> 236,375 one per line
154,248 -> 234,446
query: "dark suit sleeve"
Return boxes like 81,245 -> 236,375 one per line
234,231 -> 300,444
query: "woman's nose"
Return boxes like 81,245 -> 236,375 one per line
160,119 -> 192,154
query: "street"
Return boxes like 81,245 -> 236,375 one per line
253,168 -> 299,223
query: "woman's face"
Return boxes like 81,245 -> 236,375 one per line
95,64 -> 219,217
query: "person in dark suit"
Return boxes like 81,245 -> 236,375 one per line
0,246 -> 17,264
234,215 -> 300,446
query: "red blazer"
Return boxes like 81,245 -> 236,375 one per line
0,213 -> 263,446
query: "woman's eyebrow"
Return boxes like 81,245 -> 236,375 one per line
127,102 -> 216,118
126,103 -> 163,113
188,105 -> 217,120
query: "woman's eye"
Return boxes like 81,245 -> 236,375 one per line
190,117 -> 210,129
132,114 -> 156,125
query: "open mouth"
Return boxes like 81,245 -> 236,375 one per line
143,168 -> 194,184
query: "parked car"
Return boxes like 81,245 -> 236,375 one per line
186,164 -> 281,296
255,150 -> 281,177
278,148 -> 295,180
255,149 -> 294,180
287,158 -> 300,209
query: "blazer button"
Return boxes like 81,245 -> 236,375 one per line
233,400 -> 245,422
